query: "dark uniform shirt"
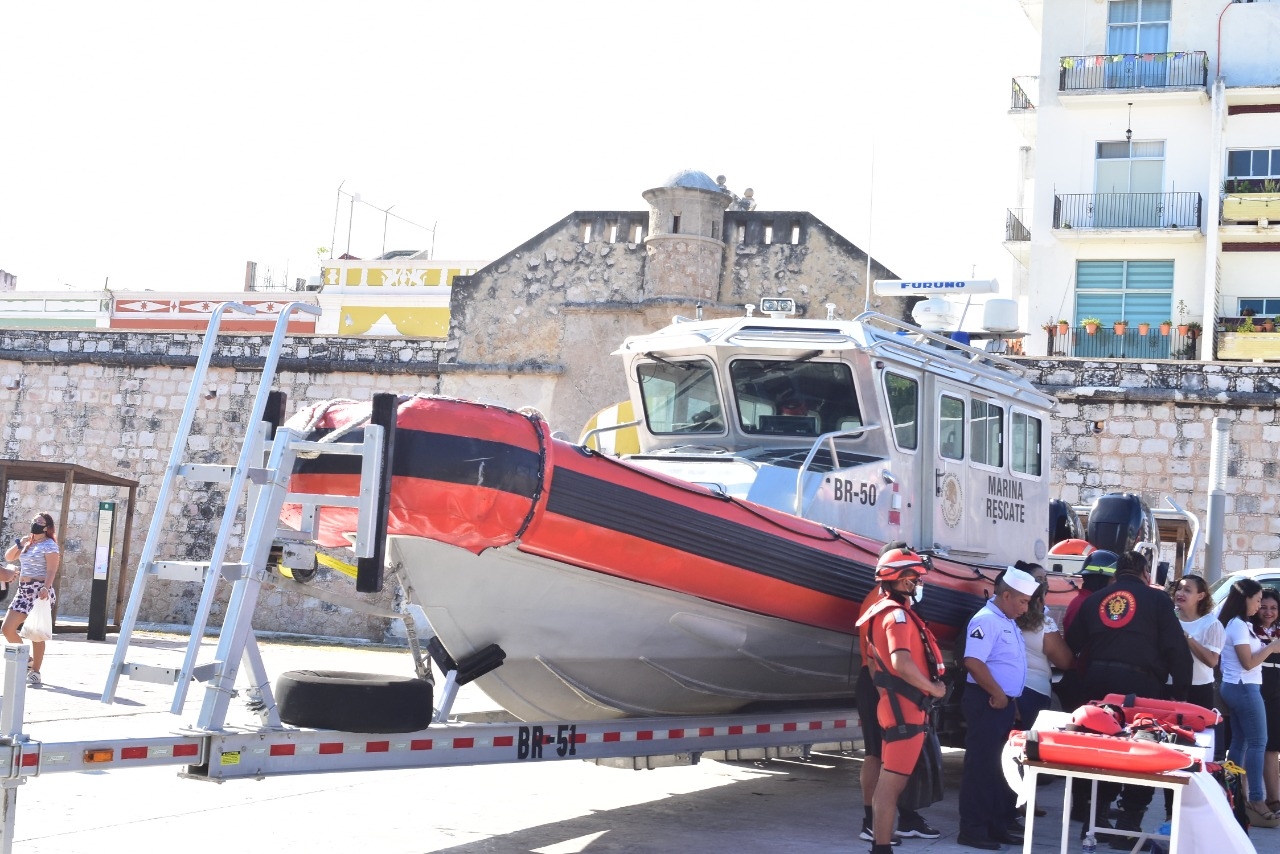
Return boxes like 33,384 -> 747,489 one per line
1065,573 -> 1193,694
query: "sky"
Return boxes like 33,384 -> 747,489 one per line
0,1 -> 1039,295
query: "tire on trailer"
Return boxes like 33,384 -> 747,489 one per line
275,670 -> 433,733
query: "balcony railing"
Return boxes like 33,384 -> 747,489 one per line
1006,209 -> 1030,242
1059,51 -> 1208,92
1010,78 -> 1034,111
1044,325 -> 1200,360
1052,192 -> 1201,230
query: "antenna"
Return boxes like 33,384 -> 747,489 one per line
862,135 -> 876,313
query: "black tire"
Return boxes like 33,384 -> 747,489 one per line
275,670 -> 433,733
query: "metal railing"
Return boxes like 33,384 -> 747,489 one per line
1043,326 -> 1200,360
1006,209 -> 1030,242
1052,192 -> 1201,230
1010,78 -> 1034,111
1059,51 -> 1208,92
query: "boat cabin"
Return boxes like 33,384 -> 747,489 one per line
611,303 -> 1059,570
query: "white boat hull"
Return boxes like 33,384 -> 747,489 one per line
390,535 -> 859,721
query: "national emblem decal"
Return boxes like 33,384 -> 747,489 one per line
1098,590 -> 1138,629
940,473 -> 964,528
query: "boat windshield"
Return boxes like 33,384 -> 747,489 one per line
637,358 -> 724,434
730,358 -> 862,437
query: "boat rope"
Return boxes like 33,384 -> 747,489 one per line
291,397 -> 390,458
512,409 -> 549,541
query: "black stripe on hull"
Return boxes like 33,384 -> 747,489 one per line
293,428 -> 542,499
545,466 -> 986,628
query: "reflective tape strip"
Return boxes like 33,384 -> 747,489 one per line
244,718 -> 856,761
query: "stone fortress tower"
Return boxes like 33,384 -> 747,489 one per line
641,169 -> 734,302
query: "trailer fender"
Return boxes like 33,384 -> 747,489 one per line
276,670 -> 433,733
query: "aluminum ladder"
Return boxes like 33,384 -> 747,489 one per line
100,300 -> 355,722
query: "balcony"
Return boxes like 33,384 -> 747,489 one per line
1215,315 -> 1280,361
1008,76 -> 1037,144
1043,324 -> 1200,360
1052,192 -> 1202,241
1011,78 -> 1034,111
1058,51 -> 1208,106
1004,209 -> 1031,267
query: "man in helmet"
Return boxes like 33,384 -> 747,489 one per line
1065,549 -> 1193,845
956,566 -> 1038,850
855,547 -> 947,854
855,544 -> 943,845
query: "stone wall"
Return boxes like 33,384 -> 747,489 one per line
0,329 -> 447,641
447,210 -> 910,436
1019,356 -> 1280,572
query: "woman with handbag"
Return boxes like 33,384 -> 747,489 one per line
1219,576 -> 1280,827
1,511 -> 60,688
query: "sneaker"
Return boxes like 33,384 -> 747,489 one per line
859,822 -> 902,846
26,670 -> 40,688
897,813 -> 941,839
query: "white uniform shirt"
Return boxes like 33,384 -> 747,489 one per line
965,600 -> 1027,697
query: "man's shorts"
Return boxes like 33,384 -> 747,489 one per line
876,694 -> 927,776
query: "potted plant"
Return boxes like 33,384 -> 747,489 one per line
1176,300 -> 1189,335
1159,320 -> 1172,335
1265,317 -> 1276,333
1137,321 -> 1150,335
1081,317 -> 1102,335
1187,321 -> 1202,339
1058,319 -> 1070,335
1238,316 -> 1256,334
1113,319 -> 1129,335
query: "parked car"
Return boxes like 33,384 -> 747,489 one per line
1209,567 -> 1280,607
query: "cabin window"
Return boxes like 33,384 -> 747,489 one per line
970,399 -> 1003,467
883,373 -> 918,451
729,358 -> 860,437
637,358 -> 723,435
939,395 -> 965,460
1010,411 -> 1042,476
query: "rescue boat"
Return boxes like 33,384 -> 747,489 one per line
283,304 -> 1067,721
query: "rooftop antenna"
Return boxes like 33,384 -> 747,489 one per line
862,135 -> 877,313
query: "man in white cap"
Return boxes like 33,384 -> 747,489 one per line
956,567 -> 1037,850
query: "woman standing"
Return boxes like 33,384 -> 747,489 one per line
1,512 -> 60,687
1219,577 -> 1280,826
1166,574 -> 1226,820
1255,587 -> 1280,814
1172,575 -> 1225,711
1015,562 -> 1074,728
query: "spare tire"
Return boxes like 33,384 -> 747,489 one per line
275,670 -> 433,733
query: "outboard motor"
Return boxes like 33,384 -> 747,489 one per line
1085,492 -> 1157,556
1048,498 -> 1084,548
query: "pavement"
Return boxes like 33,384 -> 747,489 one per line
0,631 -> 1231,853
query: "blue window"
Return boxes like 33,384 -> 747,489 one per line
1074,260 -> 1173,357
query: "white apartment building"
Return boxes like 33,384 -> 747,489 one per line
1010,0 -> 1280,361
